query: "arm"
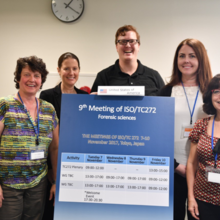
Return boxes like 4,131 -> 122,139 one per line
175,164 -> 186,177
174,159 -> 179,169
187,142 -> 199,220
0,121 -> 4,208
48,124 -> 59,204
159,85 -> 187,176
40,90 -> 54,173
174,158 -> 186,177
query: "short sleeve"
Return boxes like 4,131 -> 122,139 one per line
189,118 -> 207,143
52,108 -> 59,130
40,99 -> 59,131
0,97 -> 8,123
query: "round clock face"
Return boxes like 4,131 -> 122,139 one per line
51,0 -> 84,23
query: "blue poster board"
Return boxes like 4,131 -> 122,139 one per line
54,95 -> 174,220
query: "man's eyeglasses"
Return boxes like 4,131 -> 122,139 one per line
117,39 -> 139,46
212,89 -> 220,96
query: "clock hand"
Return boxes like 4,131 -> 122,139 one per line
64,3 -> 79,14
65,0 -> 73,8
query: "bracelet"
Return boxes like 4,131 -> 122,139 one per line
52,180 -> 56,185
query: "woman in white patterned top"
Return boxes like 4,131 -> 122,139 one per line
159,39 -> 212,220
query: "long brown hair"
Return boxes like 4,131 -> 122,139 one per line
167,38 -> 212,93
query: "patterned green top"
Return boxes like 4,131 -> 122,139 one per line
0,95 -> 58,189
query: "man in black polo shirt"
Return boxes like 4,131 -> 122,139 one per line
91,25 -> 164,96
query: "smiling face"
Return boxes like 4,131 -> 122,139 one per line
116,31 -> 140,62
177,44 -> 199,79
58,58 -> 79,88
212,89 -> 220,113
18,66 -> 42,96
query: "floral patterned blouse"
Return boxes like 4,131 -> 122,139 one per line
0,96 -> 58,189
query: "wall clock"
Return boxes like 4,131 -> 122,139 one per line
51,0 -> 84,23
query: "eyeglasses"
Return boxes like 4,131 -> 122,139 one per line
212,89 -> 220,96
117,39 -> 139,45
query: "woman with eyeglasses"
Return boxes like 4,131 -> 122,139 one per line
0,56 -> 59,220
187,74 -> 220,220
159,39 -> 212,220
39,52 -> 88,220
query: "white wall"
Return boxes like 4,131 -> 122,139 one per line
1,0 -> 220,97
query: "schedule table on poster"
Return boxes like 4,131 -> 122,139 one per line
59,153 -> 170,207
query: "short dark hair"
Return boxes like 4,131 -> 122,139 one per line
115,25 -> 140,45
58,52 -> 80,69
14,56 -> 49,89
203,74 -> 220,115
